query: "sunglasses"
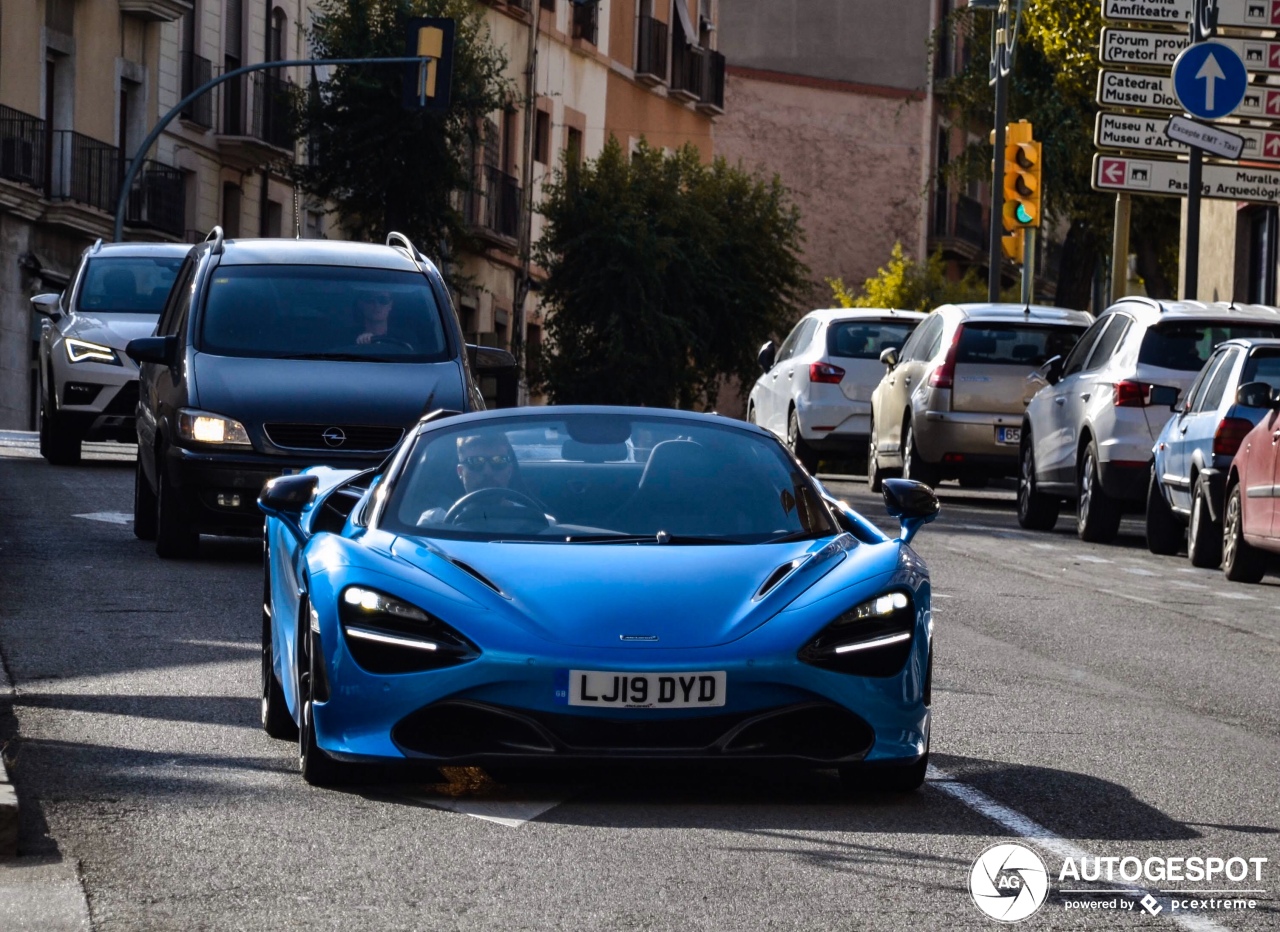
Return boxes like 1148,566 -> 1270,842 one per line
461,453 -> 513,471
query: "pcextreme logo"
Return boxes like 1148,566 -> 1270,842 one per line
969,843 -> 1050,922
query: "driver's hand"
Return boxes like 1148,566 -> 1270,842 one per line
416,507 -> 447,526
356,332 -> 373,345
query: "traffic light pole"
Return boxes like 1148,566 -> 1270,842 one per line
112,55 -> 429,243
1184,147 -> 1203,300
1110,193 -> 1131,303
1022,228 -> 1036,306
988,57 -> 1009,303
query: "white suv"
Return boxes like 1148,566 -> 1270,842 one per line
746,308 -> 924,470
1018,298 -> 1280,541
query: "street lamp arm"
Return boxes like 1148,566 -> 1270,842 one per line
113,55 -> 429,243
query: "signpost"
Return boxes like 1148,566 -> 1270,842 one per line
1093,153 -> 1280,202
1172,41 -> 1249,117
1165,115 -> 1246,158
1103,0 -> 1280,28
1101,29 -> 1280,74
1094,112 -> 1277,161
1097,69 -> 1280,120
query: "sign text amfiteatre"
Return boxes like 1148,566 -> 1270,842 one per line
1095,112 -> 1280,161
1104,0 -> 1280,29
1097,70 -> 1280,121
1101,29 -> 1280,74
1093,154 -> 1280,201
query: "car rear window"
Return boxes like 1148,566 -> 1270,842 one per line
825,320 -> 918,360
78,257 -> 184,315
199,265 -> 449,361
954,324 -> 1086,366
1140,322 -> 1280,371
1242,350 -> 1280,387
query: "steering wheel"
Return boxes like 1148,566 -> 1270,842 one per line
368,335 -> 415,351
443,487 -> 550,531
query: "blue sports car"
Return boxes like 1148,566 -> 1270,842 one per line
258,406 -> 939,791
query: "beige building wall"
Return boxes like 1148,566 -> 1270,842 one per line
1185,199 -> 1240,304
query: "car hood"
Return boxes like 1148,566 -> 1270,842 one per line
391,535 -> 856,649
190,353 -> 467,426
66,313 -> 158,350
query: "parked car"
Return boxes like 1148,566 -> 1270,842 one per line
1018,298 -> 1280,542
869,303 -> 1091,490
31,240 -> 189,465
1147,338 -> 1280,566
127,229 -> 514,559
258,405 -> 940,791
1221,385 -> 1280,582
748,308 -> 925,472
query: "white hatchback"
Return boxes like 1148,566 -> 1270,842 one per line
747,308 -> 924,470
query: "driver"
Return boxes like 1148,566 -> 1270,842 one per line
353,287 -> 396,346
417,433 -> 549,527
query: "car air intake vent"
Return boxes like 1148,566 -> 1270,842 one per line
263,423 -> 404,452
754,557 -> 806,600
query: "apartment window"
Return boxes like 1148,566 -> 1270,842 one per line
540,0 -> 555,9
565,126 -> 583,167
501,109 -> 519,174
269,7 -> 287,62
534,109 -> 551,165
526,323 -> 543,384
46,0 -> 75,35
222,183 -> 242,237
265,199 -> 283,237
572,0 -> 598,44
304,209 -> 324,239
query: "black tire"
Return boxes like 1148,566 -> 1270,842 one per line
839,753 -> 928,794
155,458 -> 199,559
787,407 -> 819,473
261,547 -> 297,740
1222,484 -> 1267,583
133,456 -> 157,541
1145,469 -> 1183,556
40,405 -> 81,466
297,595 -> 354,786
867,422 -> 883,493
901,421 -> 940,488
1187,476 -> 1222,569
1076,443 -> 1122,544
1016,435 -> 1059,531
746,403 -> 756,426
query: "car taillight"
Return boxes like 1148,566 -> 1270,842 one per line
929,326 -> 963,389
809,361 -> 845,384
1213,417 -> 1254,457
1113,380 -> 1153,407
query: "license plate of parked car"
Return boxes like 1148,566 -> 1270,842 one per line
996,426 -> 1021,445
559,670 -> 727,708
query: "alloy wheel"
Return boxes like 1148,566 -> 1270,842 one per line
1224,492 -> 1240,569
1078,452 -> 1095,529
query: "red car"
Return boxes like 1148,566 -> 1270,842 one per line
1222,380 -> 1280,581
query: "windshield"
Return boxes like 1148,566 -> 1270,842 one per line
826,320 -> 918,360
198,265 -> 449,361
77,256 -> 184,315
1141,322 -> 1280,372
380,414 -> 839,544
955,323 -> 1086,366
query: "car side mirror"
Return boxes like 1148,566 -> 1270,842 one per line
125,335 -> 178,368
466,343 -> 518,371
1237,381 -> 1280,409
882,477 -> 939,545
258,474 -> 319,543
879,346 -> 899,370
31,293 -> 62,321
1038,354 -> 1064,386
757,341 -> 776,372
1149,384 -> 1180,410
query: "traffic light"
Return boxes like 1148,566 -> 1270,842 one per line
402,18 -> 455,112
1002,120 -> 1042,229
1001,231 -> 1024,264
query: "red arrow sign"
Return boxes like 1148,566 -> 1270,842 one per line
1270,44 -> 1280,69
1267,91 -> 1280,115
1100,159 -> 1127,185
1272,0 -> 1280,25
1266,134 -> 1280,157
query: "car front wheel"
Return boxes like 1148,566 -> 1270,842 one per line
787,408 -> 819,473
1077,443 -> 1122,543
40,402 -> 81,466
1187,476 -> 1223,569
1017,435 -> 1059,531
261,545 -> 297,740
901,421 -> 939,488
1222,484 -> 1267,583
1145,469 -> 1183,555
297,595 -> 354,786
133,456 -> 157,541
155,457 -> 199,559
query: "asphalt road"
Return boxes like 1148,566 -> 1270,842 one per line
1,436 -> 1278,931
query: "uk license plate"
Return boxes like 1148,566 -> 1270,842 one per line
996,426 -> 1021,445
556,670 -> 727,709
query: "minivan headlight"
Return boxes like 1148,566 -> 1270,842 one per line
177,408 -> 252,447
798,590 -> 915,677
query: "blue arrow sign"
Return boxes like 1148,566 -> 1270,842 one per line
1173,42 -> 1249,120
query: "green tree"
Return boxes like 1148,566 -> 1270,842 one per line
936,1 -> 1179,307
534,138 -> 808,408
828,243 -> 995,311
293,0 -> 510,268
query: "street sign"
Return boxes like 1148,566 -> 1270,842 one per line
1092,153 -> 1280,201
1104,0 -> 1280,29
1097,69 -> 1280,121
1172,42 -> 1249,118
401,17 -> 455,112
1165,114 -> 1246,157
1101,29 -> 1280,73
1095,110 -> 1280,161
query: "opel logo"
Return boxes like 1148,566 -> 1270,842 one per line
321,427 -> 347,448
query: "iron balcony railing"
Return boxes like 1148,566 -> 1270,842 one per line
636,14 -> 668,81
699,49 -> 725,110
49,130 -> 119,213
482,166 -> 521,240
572,0 -> 598,44
221,71 -> 294,149
0,105 -> 46,189
955,194 -> 985,248
180,51 -> 215,128
126,161 -> 185,237
671,42 -> 704,99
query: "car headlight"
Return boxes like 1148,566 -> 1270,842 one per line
177,409 -> 252,447
797,590 -> 916,677
338,585 -> 480,674
65,338 -> 121,365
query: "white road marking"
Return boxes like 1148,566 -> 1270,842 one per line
934,593 -> 954,599
1170,581 -> 1208,589
1216,592 -> 1257,601
410,794 -> 566,827
927,766 -> 1231,931
1125,567 -> 1158,576
1096,588 -> 1164,607
73,512 -> 132,525
1074,554 -> 1113,563
1028,542 -> 1061,550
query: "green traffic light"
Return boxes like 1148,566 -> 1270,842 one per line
1016,204 -> 1033,224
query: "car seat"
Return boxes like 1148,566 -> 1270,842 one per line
609,440 -> 734,535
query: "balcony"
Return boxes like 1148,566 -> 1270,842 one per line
955,195 -> 985,247
180,51 -> 215,128
218,71 -> 294,166
572,0 -> 598,45
930,193 -> 986,261
118,0 -> 192,21
49,131 -> 119,213
474,166 -> 521,243
0,105 -> 46,190
670,43 -> 704,102
635,15 -> 668,86
125,161 -> 185,237
696,49 -> 725,114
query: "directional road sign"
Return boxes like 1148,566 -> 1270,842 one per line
1092,153 -> 1280,202
1173,42 -> 1249,119
1095,111 -> 1280,162
1165,115 -> 1246,158
1104,0 -> 1280,29
1097,69 -> 1280,122
1101,29 -> 1280,74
